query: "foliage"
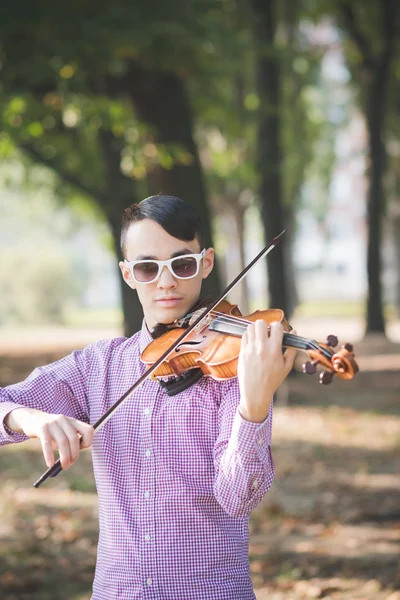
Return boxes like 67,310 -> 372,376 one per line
0,0 -> 238,184
191,2 -> 338,235
0,1 -> 240,331
0,245 -> 78,325
0,163 -> 99,325
0,0 -> 336,219
0,0 -> 399,328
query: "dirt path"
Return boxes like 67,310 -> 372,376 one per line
252,392 -> 400,599
0,329 -> 399,600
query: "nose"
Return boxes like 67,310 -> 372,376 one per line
157,265 -> 177,289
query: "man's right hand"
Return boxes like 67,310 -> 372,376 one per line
5,408 -> 94,470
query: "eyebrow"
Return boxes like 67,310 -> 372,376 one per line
134,248 -> 197,261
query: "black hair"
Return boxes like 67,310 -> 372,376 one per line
120,195 -> 204,257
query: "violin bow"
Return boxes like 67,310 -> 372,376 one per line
33,231 -> 285,488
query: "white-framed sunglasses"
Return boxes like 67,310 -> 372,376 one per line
125,249 -> 206,284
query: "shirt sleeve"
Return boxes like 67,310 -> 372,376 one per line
213,377 -> 275,518
0,348 -> 91,445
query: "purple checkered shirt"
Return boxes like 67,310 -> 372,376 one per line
0,321 -> 275,599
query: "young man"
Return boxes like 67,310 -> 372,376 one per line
0,195 -> 296,599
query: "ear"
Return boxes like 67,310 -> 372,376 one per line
202,248 -> 215,280
119,261 -> 136,290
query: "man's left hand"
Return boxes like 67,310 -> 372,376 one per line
237,320 -> 297,423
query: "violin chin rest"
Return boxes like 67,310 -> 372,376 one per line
158,368 -> 204,396
150,322 -> 178,339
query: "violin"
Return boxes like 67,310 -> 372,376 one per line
141,300 -> 359,386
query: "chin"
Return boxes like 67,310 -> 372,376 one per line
150,298 -> 195,327
155,308 -> 184,325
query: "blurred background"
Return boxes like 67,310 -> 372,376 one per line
0,1 -> 399,599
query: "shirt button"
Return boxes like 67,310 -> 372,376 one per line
147,578 -> 152,586
252,479 -> 259,489
144,534 -> 151,542
144,491 -> 150,499
144,407 -> 150,416
145,449 -> 152,458
257,438 -> 263,446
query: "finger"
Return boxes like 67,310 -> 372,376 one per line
269,321 -> 284,348
241,325 -> 249,347
283,347 -> 297,373
48,426 -> 72,470
239,331 -> 251,363
62,421 -> 82,463
283,328 -> 297,369
254,319 -> 270,344
244,322 -> 256,346
72,420 -> 95,450
39,435 -> 55,468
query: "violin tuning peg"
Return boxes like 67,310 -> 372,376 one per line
342,342 -> 353,352
302,360 -> 318,375
319,371 -> 333,385
326,335 -> 338,348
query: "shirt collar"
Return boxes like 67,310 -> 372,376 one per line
139,319 -> 154,354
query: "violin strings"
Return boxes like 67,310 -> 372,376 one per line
207,311 -> 332,360
209,310 -> 253,326
191,308 -> 332,355
209,311 -> 307,342
198,308 -> 306,346
210,310 -> 307,340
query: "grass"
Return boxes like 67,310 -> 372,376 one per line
294,300 -> 397,319
64,307 -> 123,328
0,301 -> 398,333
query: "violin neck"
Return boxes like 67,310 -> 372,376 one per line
209,318 -> 317,353
282,332 -> 313,352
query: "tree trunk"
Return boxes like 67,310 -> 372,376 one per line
250,0 -> 291,315
363,0 -> 397,334
233,202 -> 250,313
338,0 -> 397,335
99,130 -> 143,337
108,217 -> 143,337
217,190 -> 250,313
124,65 -> 221,301
283,208 -> 298,316
365,75 -> 387,333
394,217 -> 400,316
391,175 -> 400,316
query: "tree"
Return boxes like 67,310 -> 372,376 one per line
333,0 -> 399,334
0,0 -> 222,334
194,0 -> 327,316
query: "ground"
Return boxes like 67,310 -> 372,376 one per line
0,320 -> 399,600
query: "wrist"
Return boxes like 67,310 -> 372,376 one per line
238,404 -> 269,423
5,407 -> 35,433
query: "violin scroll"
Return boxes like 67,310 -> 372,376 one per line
301,336 -> 359,385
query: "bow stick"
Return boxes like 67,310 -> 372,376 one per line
33,230 -> 285,487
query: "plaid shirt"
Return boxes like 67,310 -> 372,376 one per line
0,321 -> 275,599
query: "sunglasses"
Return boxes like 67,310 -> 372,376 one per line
125,249 -> 206,284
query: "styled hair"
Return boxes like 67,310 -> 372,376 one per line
121,195 -> 204,257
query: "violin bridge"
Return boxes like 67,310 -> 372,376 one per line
190,312 -> 212,332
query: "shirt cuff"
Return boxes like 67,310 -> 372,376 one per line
230,406 -> 272,462
0,402 -> 29,443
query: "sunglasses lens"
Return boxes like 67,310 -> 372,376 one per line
133,262 -> 159,282
171,257 -> 198,278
